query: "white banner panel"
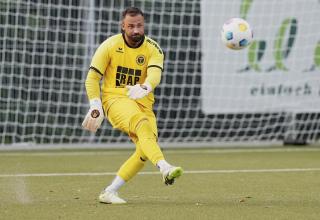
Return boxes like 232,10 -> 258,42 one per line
201,0 -> 320,113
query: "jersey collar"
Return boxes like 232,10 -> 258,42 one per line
122,33 -> 145,48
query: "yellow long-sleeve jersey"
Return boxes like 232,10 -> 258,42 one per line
85,33 -> 164,109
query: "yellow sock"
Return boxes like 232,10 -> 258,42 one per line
117,146 -> 146,182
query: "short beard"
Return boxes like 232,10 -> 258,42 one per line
130,34 -> 144,43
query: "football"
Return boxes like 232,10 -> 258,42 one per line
221,18 -> 253,50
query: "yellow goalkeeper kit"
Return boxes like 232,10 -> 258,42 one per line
85,33 -> 163,107
84,34 -> 165,180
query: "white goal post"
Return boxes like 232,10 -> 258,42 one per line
0,0 -> 320,149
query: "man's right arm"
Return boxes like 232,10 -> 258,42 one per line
82,40 -> 110,132
85,40 -> 110,100
85,69 -> 103,100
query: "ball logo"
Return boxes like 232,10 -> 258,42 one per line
238,23 -> 247,32
136,55 -> 145,66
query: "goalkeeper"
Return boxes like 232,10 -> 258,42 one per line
82,7 -> 183,204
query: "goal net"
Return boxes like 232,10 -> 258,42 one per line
1,0 -> 320,148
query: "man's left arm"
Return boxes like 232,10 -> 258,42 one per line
127,47 -> 164,99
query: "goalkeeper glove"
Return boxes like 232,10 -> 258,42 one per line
82,98 -> 104,132
126,83 -> 152,100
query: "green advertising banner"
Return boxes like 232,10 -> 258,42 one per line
201,0 -> 320,113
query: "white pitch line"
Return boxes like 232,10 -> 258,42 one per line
1,147 -> 320,157
1,168 -> 320,178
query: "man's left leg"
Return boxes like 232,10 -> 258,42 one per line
129,112 -> 183,185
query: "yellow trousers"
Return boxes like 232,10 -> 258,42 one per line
104,97 -> 164,181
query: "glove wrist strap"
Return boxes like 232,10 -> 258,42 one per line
90,98 -> 102,107
141,82 -> 152,92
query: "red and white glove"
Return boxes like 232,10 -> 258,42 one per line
82,98 -> 104,132
126,83 -> 152,100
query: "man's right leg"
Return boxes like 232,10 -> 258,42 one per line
99,99 -> 149,204
116,142 -> 147,182
99,144 -> 147,204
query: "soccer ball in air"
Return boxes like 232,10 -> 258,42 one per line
221,18 -> 253,50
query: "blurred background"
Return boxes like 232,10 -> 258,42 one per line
0,0 -> 319,149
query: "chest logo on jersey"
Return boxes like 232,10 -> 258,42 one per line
116,66 -> 141,87
136,55 -> 146,66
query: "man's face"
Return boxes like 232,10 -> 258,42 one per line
122,14 -> 145,43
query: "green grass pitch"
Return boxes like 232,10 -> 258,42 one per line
1,147 -> 320,220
